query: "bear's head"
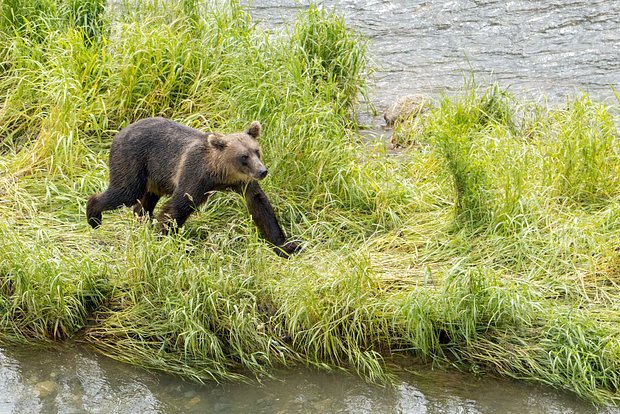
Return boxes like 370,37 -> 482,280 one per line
207,121 -> 268,183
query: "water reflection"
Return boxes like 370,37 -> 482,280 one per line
0,345 -> 162,414
0,349 -> 41,413
1,345 -> 618,413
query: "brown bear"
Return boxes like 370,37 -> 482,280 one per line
86,117 -> 299,257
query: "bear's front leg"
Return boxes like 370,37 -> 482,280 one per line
236,181 -> 300,258
157,186 -> 209,233
132,192 -> 161,219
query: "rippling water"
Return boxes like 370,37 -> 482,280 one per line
2,345 -> 617,413
248,0 -> 620,108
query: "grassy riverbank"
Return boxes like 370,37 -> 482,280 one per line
1,0 -> 620,405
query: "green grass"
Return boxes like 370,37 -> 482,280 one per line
2,0 -> 620,405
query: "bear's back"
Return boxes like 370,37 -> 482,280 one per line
108,118 -> 209,193
112,117 -> 206,161
113,117 -> 204,148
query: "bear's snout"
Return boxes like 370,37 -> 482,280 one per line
257,169 -> 268,180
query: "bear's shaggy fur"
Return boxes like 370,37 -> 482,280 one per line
86,117 -> 299,257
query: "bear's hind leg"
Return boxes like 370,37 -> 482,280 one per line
87,186 -> 145,228
86,194 -> 103,228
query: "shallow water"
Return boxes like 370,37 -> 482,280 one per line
248,0 -> 620,110
2,344 -> 618,413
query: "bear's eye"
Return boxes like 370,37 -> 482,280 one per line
255,150 -> 261,158
239,154 -> 249,165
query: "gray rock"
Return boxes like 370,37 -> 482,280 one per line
34,380 -> 58,399
185,396 -> 201,409
384,94 -> 431,127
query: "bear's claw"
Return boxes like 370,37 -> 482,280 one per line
274,241 -> 301,258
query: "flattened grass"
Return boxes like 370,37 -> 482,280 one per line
1,0 -> 620,405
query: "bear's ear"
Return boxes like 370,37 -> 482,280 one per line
207,133 -> 227,150
247,121 -> 261,139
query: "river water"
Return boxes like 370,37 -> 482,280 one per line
3,1 -> 620,412
1,344 -> 617,413
250,0 -> 620,111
